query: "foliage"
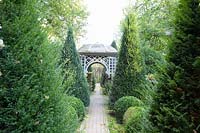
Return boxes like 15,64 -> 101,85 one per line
132,0 -> 175,109
60,27 -> 90,106
109,9 -> 145,107
86,72 -> 93,91
65,96 -> 85,121
89,64 -> 104,83
64,105 -> 79,133
141,46 -> 166,74
151,0 -> 200,132
91,75 -> 96,91
108,113 -> 125,133
123,106 -> 150,133
86,67 -> 96,91
0,1 -> 78,132
100,67 -> 109,87
102,82 -> 112,95
135,0 -> 178,51
37,0 -> 88,41
193,56 -> 200,68
140,46 -> 166,106
114,96 -> 143,123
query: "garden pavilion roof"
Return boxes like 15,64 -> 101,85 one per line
78,43 -> 117,56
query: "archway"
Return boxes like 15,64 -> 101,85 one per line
87,62 -> 108,83
85,59 -> 109,76
78,43 -> 117,79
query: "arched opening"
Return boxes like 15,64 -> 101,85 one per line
87,63 -> 106,82
86,62 -> 109,91
85,60 -> 108,74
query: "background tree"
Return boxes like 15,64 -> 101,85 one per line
134,0 -> 178,52
38,0 -> 88,42
0,1 -> 78,132
100,67 -> 108,87
111,40 -> 118,50
151,0 -> 200,132
60,27 -> 90,106
109,9 -> 145,107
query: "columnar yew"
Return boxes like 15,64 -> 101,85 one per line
0,1 -> 78,132
60,28 -> 90,106
109,10 -> 145,107
111,40 -> 118,50
151,0 -> 200,132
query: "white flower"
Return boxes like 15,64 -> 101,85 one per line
15,60 -> 20,64
0,39 -> 5,49
145,74 -> 154,81
165,30 -> 172,36
145,74 -> 158,84
34,121 -> 40,125
44,95 -> 49,100
41,23 -> 47,28
43,18 -> 48,24
0,71 -> 2,76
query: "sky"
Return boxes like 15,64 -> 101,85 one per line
79,0 -> 131,45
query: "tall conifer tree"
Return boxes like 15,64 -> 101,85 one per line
111,40 -> 118,50
61,27 -> 90,106
0,1 -> 78,132
151,0 -> 200,132
109,10 -> 144,106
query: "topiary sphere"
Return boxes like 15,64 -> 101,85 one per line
64,105 -> 79,132
123,106 -> 146,133
114,96 -> 143,123
65,96 -> 85,121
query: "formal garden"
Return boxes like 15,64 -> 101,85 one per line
0,0 -> 199,133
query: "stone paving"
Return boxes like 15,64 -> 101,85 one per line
79,83 -> 109,133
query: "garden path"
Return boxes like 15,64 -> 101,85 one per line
78,83 -> 109,133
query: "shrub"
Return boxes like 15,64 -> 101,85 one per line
102,82 -> 112,95
65,96 -> 85,121
87,73 -> 96,91
55,96 -> 78,133
114,96 -> 143,123
100,67 -> 108,87
91,75 -> 96,91
64,105 -> 79,132
123,106 -> 147,133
